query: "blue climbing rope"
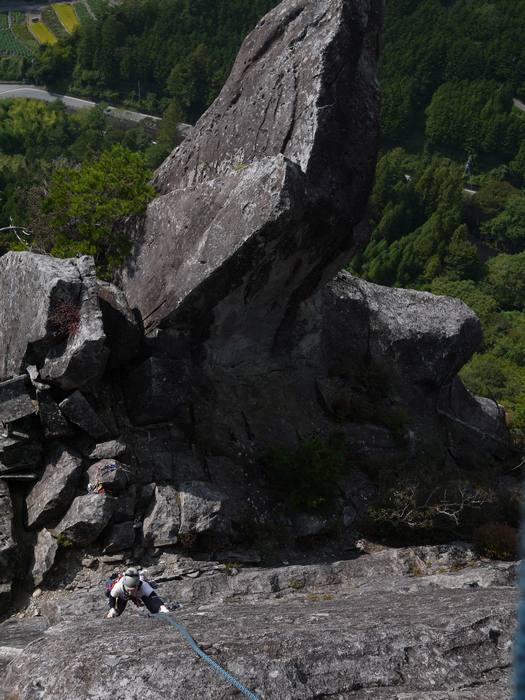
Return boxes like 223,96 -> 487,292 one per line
150,612 -> 260,700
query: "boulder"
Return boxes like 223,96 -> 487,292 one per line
142,485 -> 180,547
36,389 -> 72,439
0,375 -> 37,425
122,0 -> 383,336
53,495 -> 115,546
86,459 -> 130,496
0,252 -> 108,391
112,486 -> 136,524
59,391 -> 109,440
97,280 -> 142,367
87,440 -> 127,461
32,528 -> 58,587
26,444 -> 83,529
103,521 -> 135,554
178,481 -> 228,535
0,434 -> 42,477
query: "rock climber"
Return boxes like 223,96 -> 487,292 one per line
106,567 -> 170,618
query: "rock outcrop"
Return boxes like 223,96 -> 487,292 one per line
122,0 -> 383,336
0,253 -> 108,391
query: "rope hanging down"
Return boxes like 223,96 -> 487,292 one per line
149,612 -> 260,700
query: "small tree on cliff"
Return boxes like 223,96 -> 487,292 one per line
37,144 -> 155,278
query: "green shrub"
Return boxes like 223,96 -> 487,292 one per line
55,533 -> 74,549
263,433 -> 347,513
473,522 -> 519,560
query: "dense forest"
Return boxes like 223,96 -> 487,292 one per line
25,0 -> 276,120
0,0 -> 523,440
352,0 -> 525,441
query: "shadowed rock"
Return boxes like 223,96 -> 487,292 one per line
0,253 -> 108,392
59,391 -> 109,440
36,389 -> 72,439
97,280 -> 142,367
0,480 -> 15,574
122,0 -> 383,337
0,376 -> 37,425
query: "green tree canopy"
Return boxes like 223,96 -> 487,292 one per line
40,144 -> 155,278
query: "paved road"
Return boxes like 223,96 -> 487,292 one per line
513,98 -> 525,113
0,83 -> 162,124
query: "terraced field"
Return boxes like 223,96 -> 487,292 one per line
86,0 -> 107,19
28,20 -> 57,45
41,6 -> 69,40
73,2 -> 93,24
12,24 -> 39,53
53,4 -> 80,33
0,27 -> 36,58
0,0 -> 106,60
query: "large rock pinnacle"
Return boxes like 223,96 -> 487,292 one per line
122,0 -> 383,337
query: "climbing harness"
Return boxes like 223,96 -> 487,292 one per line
148,612 -> 260,700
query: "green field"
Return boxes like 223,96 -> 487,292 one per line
42,6 -> 69,40
0,28 -> 36,58
53,4 -> 80,33
12,24 -> 39,53
28,19 -> 57,45
10,12 -> 26,25
0,13 -> 9,29
86,0 -> 107,19
73,2 -> 93,23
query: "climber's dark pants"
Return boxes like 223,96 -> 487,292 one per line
111,592 -> 162,616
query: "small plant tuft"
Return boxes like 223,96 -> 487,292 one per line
48,301 -> 80,339
55,533 -> 74,549
263,432 -> 348,513
288,576 -> 305,590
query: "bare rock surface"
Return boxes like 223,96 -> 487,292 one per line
142,485 -> 180,547
53,495 -> 115,546
0,376 -> 36,425
0,253 -> 108,391
0,480 -> 14,606
26,444 -> 83,529
35,389 -> 72,439
59,391 -> 109,440
31,528 -> 58,587
123,0 -> 382,335
1,547 -> 517,699
178,481 -> 227,535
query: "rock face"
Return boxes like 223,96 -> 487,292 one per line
142,485 -> 180,547
0,480 -> 15,601
1,547 -> 517,699
122,0 -> 383,335
26,444 -> 83,529
0,253 -> 108,391
178,481 -> 227,534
